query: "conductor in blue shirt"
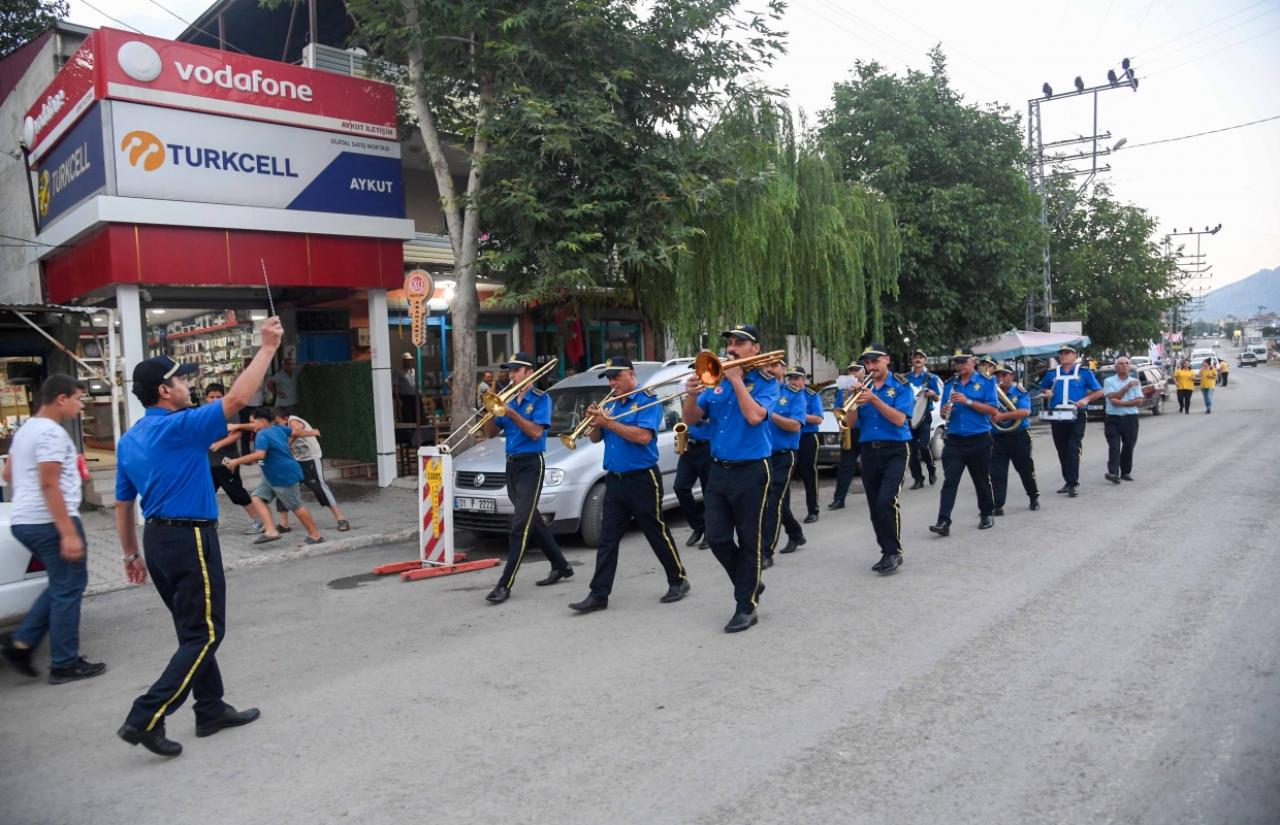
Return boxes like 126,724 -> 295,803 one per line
113,317 -> 284,758
1102,356 -> 1144,483
682,323 -> 779,633
568,358 -> 689,613
1038,345 -> 1104,497
930,351 -> 1000,536
482,353 -> 574,604
761,364 -> 808,566
989,363 -> 1040,514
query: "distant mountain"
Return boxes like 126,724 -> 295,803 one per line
1198,266 -> 1280,320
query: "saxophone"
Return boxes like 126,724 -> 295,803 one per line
674,422 -> 689,455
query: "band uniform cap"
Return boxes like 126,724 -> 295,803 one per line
978,355 -> 998,366
600,356 -> 635,378
784,366 -> 806,378
1058,344 -> 1078,354
131,356 -> 199,397
911,349 -> 928,359
720,323 -> 760,343
994,363 -> 1015,375
859,343 -> 889,360
846,361 -> 866,371
500,352 -> 536,369
951,349 -> 976,361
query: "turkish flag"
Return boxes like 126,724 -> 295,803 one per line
555,302 -> 585,364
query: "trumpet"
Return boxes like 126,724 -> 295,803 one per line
438,358 -> 559,453
604,349 -> 788,419
559,390 -> 620,451
832,376 -> 875,427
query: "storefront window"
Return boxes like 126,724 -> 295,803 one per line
146,308 -> 263,400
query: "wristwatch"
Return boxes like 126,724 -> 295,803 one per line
121,553 -> 139,562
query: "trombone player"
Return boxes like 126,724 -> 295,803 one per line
568,358 -> 690,613
482,353 -> 575,604
989,364 -> 1040,515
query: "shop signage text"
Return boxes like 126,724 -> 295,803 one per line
22,36 -> 97,161
33,104 -> 106,229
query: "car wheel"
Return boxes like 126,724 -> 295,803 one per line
579,481 -> 606,547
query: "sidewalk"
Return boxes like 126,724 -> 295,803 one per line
80,480 -> 418,596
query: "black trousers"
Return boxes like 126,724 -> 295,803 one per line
673,440 -> 710,532
832,429 -> 860,503
209,464 -> 251,507
1220,370 -> 1228,386
397,394 -> 419,423
797,432 -> 820,516
1177,389 -> 1193,413
588,467 -> 686,598
908,419 -> 935,481
1050,413 -> 1087,485
275,457 -> 337,512
991,429 -> 1039,508
1104,415 -> 1139,476
498,453 -> 570,590
125,524 -> 231,732
704,459 -> 770,614
762,450 -> 803,558
859,440 -> 908,556
937,432 -> 995,522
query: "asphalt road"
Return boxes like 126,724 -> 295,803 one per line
3,362 -> 1278,825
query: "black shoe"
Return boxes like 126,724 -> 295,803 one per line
992,507 -> 1004,516
1030,497 -> 1041,511
535,567 -> 574,586
979,515 -> 995,530
761,556 -> 774,570
1068,485 -> 1079,498
118,723 -> 183,757
876,553 -> 902,574
698,538 -> 710,550
660,580 -> 691,603
826,500 -> 845,510
686,528 -> 704,547
928,469 -> 937,485
48,657 -> 106,684
1120,475 -> 1134,482
485,585 -> 510,604
1,636 -> 37,678
724,612 -> 758,633
929,520 -> 951,536
803,513 -> 819,524
1056,484 -> 1072,494
195,706 -> 261,738
1105,472 -> 1121,484
909,478 -> 925,490
568,594 -> 609,613
779,537 -> 806,554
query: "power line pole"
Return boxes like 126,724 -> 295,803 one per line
1167,224 -> 1222,324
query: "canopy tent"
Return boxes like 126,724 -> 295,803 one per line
972,330 -> 1092,361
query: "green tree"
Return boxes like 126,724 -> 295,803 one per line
1048,181 -> 1184,353
818,50 -> 1042,356
342,0 -> 784,434
0,0 -> 67,55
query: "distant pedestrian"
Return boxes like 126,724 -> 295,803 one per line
267,357 -> 299,415
1218,357 -> 1229,386
393,353 -> 419,423
202,383 -> 264,534
1198,359 -> 1217,413
225,407 -> 325,546
0,375 -> 105,685
271,409 -> 350,532
1102,357 -> 1144,483
476,371 -> 494,408
1173,360 -> 1195,414
114,318 -> 282,758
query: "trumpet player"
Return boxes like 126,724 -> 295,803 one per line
761,364 -> 808,567
681,324 -> 778,633
827,361 -> 866,511
483,353 -> 574,605
567,358 -> 690,613
930,351 -> 999,537
989,364 -> 1040,515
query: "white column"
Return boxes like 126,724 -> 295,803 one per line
116,284 -> 146,427
368,289 -> 397,486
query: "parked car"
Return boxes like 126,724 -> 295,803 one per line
1239,351 -> 1259,368
451,359 -> 699,547
1246,344 -> 1269,364
1084,365 -> 1168,418
0,501 -> 47,624
817,380 -> 944,464
1128,356 -> 1153,368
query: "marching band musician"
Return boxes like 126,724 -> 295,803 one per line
844,344 -> 915,575
797,370 -> 824,524
827,362 -> 866,511
930,351 -> 999,536
989,364 -> 1040,515
904,349 -> 942,489
568,358 -> 690,613
1038,345 -> 1103,498
681,323 -> 778,633
761,365 -> 808,567
673,415 -> 712,550
482,352 -> 575,604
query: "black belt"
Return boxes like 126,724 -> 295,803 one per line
506,453 -> 542,462
994,428 -> 1029,436
946,432 -> 991,440
607,467 -> 654,479
148,518 -> 219,528
771,449 -> 796,456
862,440 -> 907,449
713,458 -> 764,468
687,438 -> 709,447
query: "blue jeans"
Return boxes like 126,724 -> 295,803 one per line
1201,388 -> 1214,410
12,519 -> 88,668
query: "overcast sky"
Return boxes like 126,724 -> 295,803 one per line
66,0 -> 1280,300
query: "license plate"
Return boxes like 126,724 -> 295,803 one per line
455,496 -> 496,513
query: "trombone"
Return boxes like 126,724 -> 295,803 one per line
559,390 -> 619,451
601,349 -> 787,419
438,358 -> 559,453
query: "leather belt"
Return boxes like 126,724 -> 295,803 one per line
147,518 -> 219,528
713,458 -> 763,468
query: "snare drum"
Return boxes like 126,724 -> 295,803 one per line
1039,406 -> 1079,422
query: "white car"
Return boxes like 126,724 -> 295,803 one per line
0,501 -> 46,624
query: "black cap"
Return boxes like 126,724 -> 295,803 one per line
859,343 -> 889,360
131,356 -> 199,401
911,349 -> 927,358
720,323 -> 760,343
978,355 -> 997,366
846,360 -> 865,371
994,363 -> 1014,375
784,366 -> 806,378
500,352 -> 536,369
951,349 -> 975,361
600,356 -> 635,378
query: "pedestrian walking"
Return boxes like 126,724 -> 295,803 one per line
225,407 -> 325,546
931,352 -> 999,536
1199,359 -> 1217,413
114,318 -> 283,758
0,375 -> 105,684
393,353 -> 419,423
202,383 -> 264,533
1174,360 -> 1195,413
1102,356 -> 1144,483
1218,357 -> 1229,387
270,410 -> 350,532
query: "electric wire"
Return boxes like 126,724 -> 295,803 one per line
77,0 -> 146,34
1140,4 -> 1280,69
1134,0 -> 1275,60
141,0 -> 253,56
1120,114 -> 1280,150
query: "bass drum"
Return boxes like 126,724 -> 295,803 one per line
930,423 -> 946,461
909,389 -> 930,429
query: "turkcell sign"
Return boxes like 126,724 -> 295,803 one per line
111,101 -> 403,218
33,104 -> 106,230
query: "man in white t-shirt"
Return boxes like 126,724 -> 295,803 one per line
272,408 -> 350,532
0,374 -> 106,684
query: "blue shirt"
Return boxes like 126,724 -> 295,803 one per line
855,374 -> 915,442
1040,363 -> 1102,406
801,388 -> 823,434
687,419 -> 713,443
255,423 -> 304,486
696,369 -> 779,460
768,385 -> 805,452
941,373 -> 999,436
1001,383 -> 1033,432
1103,373 -> 1142,416
905,369 -> 943,414
601,391 -> 662,472
116,400 -> 230,520
495,389 -> 551,455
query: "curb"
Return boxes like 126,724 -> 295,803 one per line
84,527 -> 417,598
